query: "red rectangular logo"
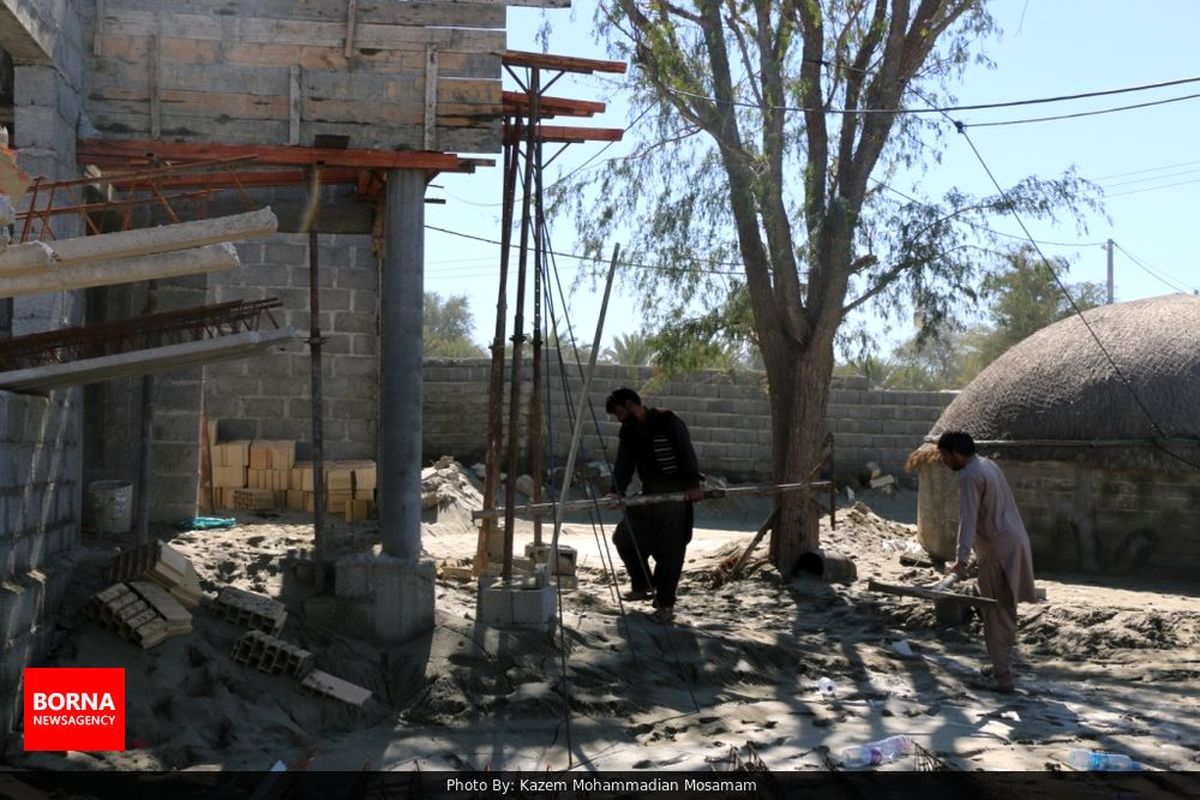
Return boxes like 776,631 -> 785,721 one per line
23,668 -> 125,751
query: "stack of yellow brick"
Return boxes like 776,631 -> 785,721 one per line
209,433 -> 375,521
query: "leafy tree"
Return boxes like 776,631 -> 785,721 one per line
975,246 -> 1106,364
424,293 -> 486,358
602,332 -> 658,365
555,0 -> 1100,570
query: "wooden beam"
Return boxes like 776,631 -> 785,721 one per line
77,139 -> 466,171
867,579 -> 999,608
503,124 -> 624,145
0,242 -> 57,277
502,91 -> 605,118
0,329 -> 295,392
503,50 -> 627,75
38,207 -> 277,269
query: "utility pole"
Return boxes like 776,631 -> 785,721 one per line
1106,238 -> 1114,304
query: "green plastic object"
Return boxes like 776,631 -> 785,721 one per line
175,516 -> 237,531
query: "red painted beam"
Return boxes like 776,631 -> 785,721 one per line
503,125 -> 624,145
503,49 -> 627,75
78,139 -> 467,171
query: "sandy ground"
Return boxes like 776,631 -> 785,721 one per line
6,461 -> 1199,778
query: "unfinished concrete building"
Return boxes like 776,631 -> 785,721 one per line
0,0 -> 577,734
909,295 -> 1200,578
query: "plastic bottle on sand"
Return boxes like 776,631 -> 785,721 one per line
840,735 -> 914,768
1067,749 -> 1142,771
817,677 -> 836,697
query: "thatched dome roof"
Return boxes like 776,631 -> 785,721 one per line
910,294 -> 1200,470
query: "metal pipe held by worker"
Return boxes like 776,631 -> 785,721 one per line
472,480 -> 833,522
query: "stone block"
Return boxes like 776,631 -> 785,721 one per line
370,556 -> 435,644
331,312 -> 375,335
264,242 -> 307,265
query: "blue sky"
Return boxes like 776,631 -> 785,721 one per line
424,0 -> 1200,358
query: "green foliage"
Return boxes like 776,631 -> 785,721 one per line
601,332 -> 657,366
424,293 -> 485,358
552,1 -> 1103,373
974,245 -> 1107,364
847,247 -> 1108,389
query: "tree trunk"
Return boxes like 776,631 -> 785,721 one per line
766,340 -> 836,576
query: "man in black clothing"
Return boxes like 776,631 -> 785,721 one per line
605,388 -> 704,623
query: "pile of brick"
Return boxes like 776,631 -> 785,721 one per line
105,541 -> 203,608
88,580 -> 192,649
230,630 -> 312,677
209,433 -> 377,522
211,586 -> 287,635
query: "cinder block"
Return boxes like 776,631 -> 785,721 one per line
475,585 -> 513,626
335,556 -> 371,600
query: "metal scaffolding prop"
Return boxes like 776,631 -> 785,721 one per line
475,50 -> 627,579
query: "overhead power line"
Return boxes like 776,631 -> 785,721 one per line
1113,243 -> 1198,294
663,74 -> 1200,116
962,90 -> 1200,128
424,224 -> 744,276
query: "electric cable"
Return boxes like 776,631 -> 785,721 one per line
928,99 -> 1200,471
661,73 -> 1200,116
1113,243 -> 1197,294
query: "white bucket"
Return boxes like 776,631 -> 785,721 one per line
87,480 -> 133,534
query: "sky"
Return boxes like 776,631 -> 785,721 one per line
423,0 -> 1200,359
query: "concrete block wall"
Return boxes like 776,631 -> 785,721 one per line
2,0 -> 87,734
1008,461 -> 1200,577
422,359 -> 956,483
203,233 -> 379,460
917,459 -> 1200,578
0,390 -> 79,735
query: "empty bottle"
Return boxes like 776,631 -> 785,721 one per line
840,735 -> 914,768
817,677 -> 836,697
1067,749 -> 1142,771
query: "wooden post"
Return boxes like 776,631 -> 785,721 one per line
475,136 -> 519,575
149,15 -> 161,140
423,46 -> 439,151
343,0 -> 359,57
289,67 -> 301,146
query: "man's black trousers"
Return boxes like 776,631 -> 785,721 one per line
612,499 -> 692,608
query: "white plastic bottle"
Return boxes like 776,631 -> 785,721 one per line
1067,749 -> 1142,771
840,735 -> 914,768
817,677 -> 836,697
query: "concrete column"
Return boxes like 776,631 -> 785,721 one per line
380,169 -> 425,559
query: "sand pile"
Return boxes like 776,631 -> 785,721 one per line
8,462 -> 1200,773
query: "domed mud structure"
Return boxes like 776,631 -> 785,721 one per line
908,295 -> 1200,577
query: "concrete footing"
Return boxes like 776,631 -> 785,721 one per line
334,554 -> 434,643
476,578 -> 557,629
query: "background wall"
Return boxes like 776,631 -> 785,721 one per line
917,460 -> 1200,578
3,0 -> 87,735
422,361 -> 955,483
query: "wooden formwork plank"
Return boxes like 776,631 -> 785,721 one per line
867,579 -> 998,608
102,0 -> 506,29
